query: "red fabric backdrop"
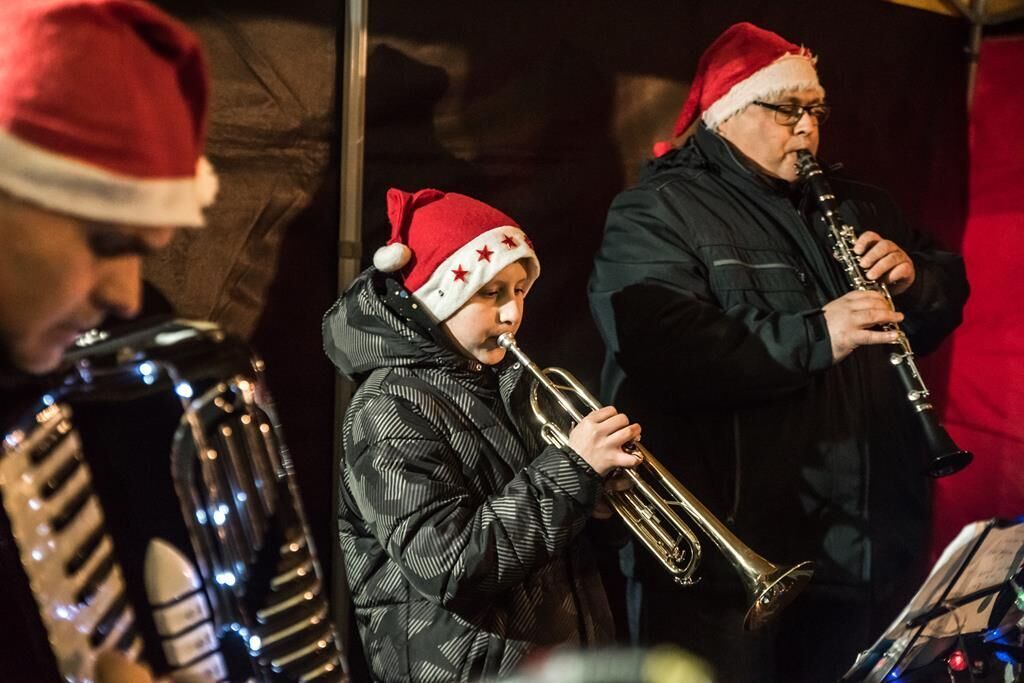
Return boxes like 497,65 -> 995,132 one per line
933,35 -> 1024,555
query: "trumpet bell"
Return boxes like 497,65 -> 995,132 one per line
744,560 -> 815,631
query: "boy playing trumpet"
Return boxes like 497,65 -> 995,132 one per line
323,188 -> 639,682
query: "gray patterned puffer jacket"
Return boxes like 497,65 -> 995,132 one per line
323,270 -> 614,683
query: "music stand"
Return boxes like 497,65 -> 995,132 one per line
843,518 -> 1024,682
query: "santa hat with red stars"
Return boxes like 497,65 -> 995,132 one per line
373,188 -> 540,322
0,0 -> 216,227
653,22 -> 823,156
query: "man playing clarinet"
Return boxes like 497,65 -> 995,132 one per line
589,22 -> 969,682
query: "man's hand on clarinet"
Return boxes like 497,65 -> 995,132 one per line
822,290 -> 904,363
853,231 -> 916,295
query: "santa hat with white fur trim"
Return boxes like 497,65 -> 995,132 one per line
0,0 -> 216,227
654,22 -> 823,156
374,188 -> 540,322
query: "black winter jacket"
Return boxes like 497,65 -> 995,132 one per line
323,271 -> 614,683
588,126 -> 968,599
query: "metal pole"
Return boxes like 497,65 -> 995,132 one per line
332,0 -> 368,665
338,1 -> 368,294
966,0 -> 987,111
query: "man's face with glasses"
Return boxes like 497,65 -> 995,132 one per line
716,86 -> 826,183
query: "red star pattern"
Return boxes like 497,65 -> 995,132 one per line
452,265 -> 469,282
501,234 -> 518,249
476,245 -> 493,262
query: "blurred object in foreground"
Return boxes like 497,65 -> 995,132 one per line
496,646 -> 714,683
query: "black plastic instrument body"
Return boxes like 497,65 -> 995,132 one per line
796,151 -> 971,478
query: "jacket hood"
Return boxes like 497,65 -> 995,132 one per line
323,268 -> 476,383
641,125 -> 795,198
640,128 -> 713,181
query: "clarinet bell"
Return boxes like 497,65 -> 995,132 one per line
920,415 -> 973,478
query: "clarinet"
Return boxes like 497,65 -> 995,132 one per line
795,150 -> 972,478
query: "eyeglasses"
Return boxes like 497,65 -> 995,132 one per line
753,100 -> 831,126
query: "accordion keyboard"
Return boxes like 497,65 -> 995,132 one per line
1,401 -> 143,681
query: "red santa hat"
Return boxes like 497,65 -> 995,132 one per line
374,188 -> 540,322
655,22 -> 824,156
0,0 -> 216,227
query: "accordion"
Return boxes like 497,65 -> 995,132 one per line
0,320 -> 346,682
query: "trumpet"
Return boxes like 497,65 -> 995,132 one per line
497,333 -> 814,631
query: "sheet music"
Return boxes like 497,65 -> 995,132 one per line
909,524 -> 1024,643
844,519 -> 1024,682
880,520 -> 988,641
921,595 -> 992,637
947,523 -> 1024,599
915,523 -> 1024,638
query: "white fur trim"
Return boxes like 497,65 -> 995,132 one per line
373,242 -> 412,272
702,53 -> 824,130
412,225 -> 540,322
195,156 -> 219,207
0,129 -> 214,227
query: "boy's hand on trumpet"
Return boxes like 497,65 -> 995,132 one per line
593,472 -> 634,519
569,406 -> 642,476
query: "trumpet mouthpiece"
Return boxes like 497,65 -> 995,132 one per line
497,333 -> 516,349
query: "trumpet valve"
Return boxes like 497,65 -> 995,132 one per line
667,544 -> 685,564
624,443 -> 645,463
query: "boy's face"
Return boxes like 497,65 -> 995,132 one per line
0,195 -> 175,374
442,260 -> 528,366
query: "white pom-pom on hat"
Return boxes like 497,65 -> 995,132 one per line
373,242 -> 412,272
